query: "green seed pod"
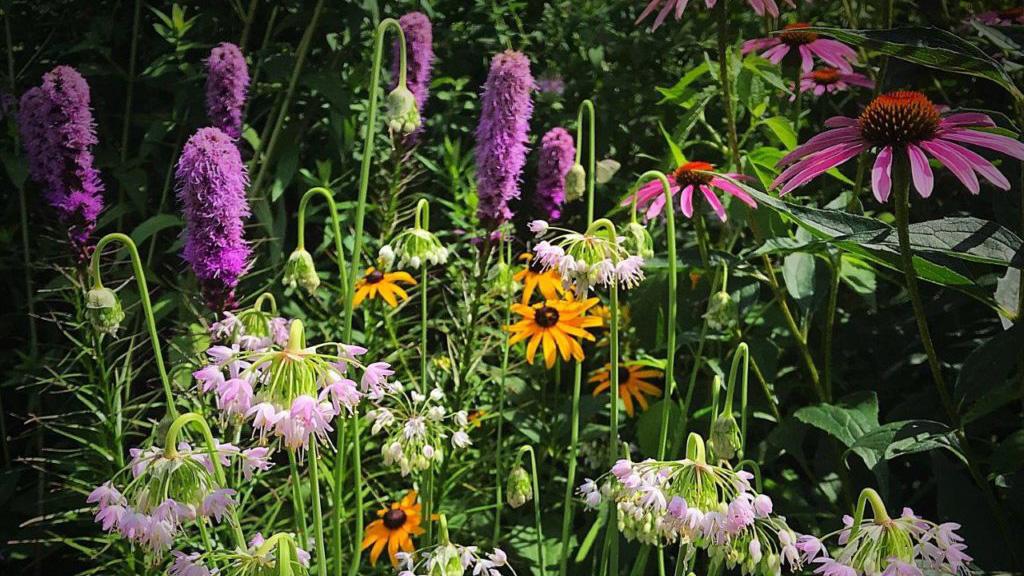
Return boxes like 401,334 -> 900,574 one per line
429,543 -> 464,576
704,290 -> 739,332
564,163 -> 587,202
86,286 -> 125,336
385,85 -> 421,135
622,221 -> 654,259
710,414 -> 741,461
506,465 -> 533,509
283,248 -> 320,295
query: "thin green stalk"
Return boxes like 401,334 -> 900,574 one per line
309,441 -> 329,576
416,199 -> 431,392
575,99 -> 597,223
289,450 -> 310,546
118,0 -> 141,165
197,517 -> 218,567
90,234 -> 177,417
249,0 -> 325,213
494,240 -> 511,543
790,65 -> 802,133
558,361 -> 584,576
297,186 -> 349,299
715,0 -> 741,169
239,0 -> 259,49
761,253 -> 824,400
604,280 -> 620,575
340,21 -> 408,576
823,255 -> 841,401
518,445 -> 546,573
723,343 -> 750,458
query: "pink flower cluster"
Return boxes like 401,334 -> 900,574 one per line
533,237 -> 646,293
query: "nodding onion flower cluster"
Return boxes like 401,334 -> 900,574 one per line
169,532 -> 312,576
209,300 -> 291,352
366,385 -> 473,477
379,201 -> 449,270
795,490 -> 971,576
527,218 -> 646,295
193,319 -> 394,453
88,440 -> 266,556
394,515 -> 516,576
578,434 -> 801,576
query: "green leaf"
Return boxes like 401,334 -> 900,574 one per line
805,26 -> 1024,100
848,420 -> 963,470
656,62 -> 710,106
130,214 -> 183,247
794,391 -> 879,448
839,217 -> 1023,269
991,430 -> 1024,475
761,116 -> 797,149
658,121 -> 686,166
955,323 -> 1024,405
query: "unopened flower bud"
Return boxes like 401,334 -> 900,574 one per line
283,248 -> 320,294
564,163 -> 586,202
386,85 -> 421,134
429,543 -> 463,576
506,465 -> 533,509
710,414 -> 741,461
86,286 -> 125,336
705,290 -> 739,331
622,221 -> 654,259
378,245 -> 396,269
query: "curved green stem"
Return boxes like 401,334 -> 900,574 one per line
576,99 -> 597,223
297,186 -> 349,298
253,292 -> 278,315
163,413 -> 245,548
309,441 -> 328,576
762,253 -> 824,400
685,432 -> 707,464
519,445 -> 546,574
417,199 -> 431,392
849,487 -> 890,540
494,240 -> 511,543
724,342 -> 749,458
340,22 -> 408,576
90,233 -> 176,418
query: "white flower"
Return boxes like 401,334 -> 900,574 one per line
527,219 -> 549,236
452,430 -> 472,448
378,245 -> 396,269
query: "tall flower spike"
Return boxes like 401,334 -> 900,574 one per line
205,42 -> 250,139
392,12 -> 434,121
534,127 -> 575,220
19,66 -> 105,258
475,50 -> 534,227
176,127 -> 252,311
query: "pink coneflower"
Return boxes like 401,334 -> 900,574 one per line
798,67 -> 874,97
622,161 -> 757,222
773,90 -> 1024,202
975,7 -> 1024,26
638,0 -> 794,28
742,24 -> 858,73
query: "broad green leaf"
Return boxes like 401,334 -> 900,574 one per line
658,121 -> 686,166
806,26 -> 1024,100
761,116 -> 797,149
656,62 -> 710,105
794,391 -> 879,448
955,323 -> 1024,405
838,217 -> 1023,269
848,420 -> 963,470
130,214 -> 182,246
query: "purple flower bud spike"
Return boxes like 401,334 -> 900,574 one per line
205,43 -> 250,139
535,127 -> 575,220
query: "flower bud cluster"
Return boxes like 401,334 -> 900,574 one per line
580,454 -> 800,576
396,545 -> 514,576
366,386 -> 473,477
528,219 -> 646,295
209,308 -> 290,352
384,227 -> 449,270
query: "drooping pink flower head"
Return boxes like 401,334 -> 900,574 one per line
391,12 -> 434,118
475,50 -> 534,227
742,24 -> 858,73
205,42 -> 250,139
637,0 -> 795,29
773,90 -> 1024,202
18,66 -> 105,259
798,67 -> 874,97
534,127 -> 575,220
975,7 -> 1024,26
175,127 -> 252,311
623,161 -> 757,222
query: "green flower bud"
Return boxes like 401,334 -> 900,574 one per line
506,465 -> 533,509
283,249 -> 320,295
710,414 -> 741,461
622,221 -> 654,259
492,261 -> 519,297
386,85 -> 421,135
86,286 -> 125,336
705,290 -> 739,332
564,163 -> 586,202
429,543 -> 463,576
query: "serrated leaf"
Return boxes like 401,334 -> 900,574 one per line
848,420 -> 962,470
794,391 -> 879,448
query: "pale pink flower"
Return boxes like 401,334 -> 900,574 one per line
169,551 -> 211,576
217,377 -> 253,416
95,503 -> 125,531
319,371 -> 361,414
87,482 -> 125,509
240,446 -> 273,480
199,488 -> 236,522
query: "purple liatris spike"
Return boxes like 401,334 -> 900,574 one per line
392,12 -> 434,117
18,66 -> 105,258
175,127 -> 252,311
205,43 -> 250,139
475,50 -> 534,227
534,127 -> 575,220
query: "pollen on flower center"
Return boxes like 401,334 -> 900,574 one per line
383,508 -> 407,529
811,67 -> 841,85
534,305 -> 561,328
779,23 -> 818,46
858,90 -> 941,147
366,270 -> 385,284
672,161 -> 716,186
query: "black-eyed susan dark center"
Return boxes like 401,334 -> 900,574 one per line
534,305 -> 561,328
366,269 -> 385,284
617,366 -> 632,383
779,23 -> 818,46
528,256 -> 546,274
858,90 -> 941,147
672,161 -> 715,187
382,508 -> 407,530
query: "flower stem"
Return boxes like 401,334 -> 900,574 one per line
116,0 -> 142,231
715,0 -> 741,169
339,21 -> 408,576
603,281 -> 621,575
761,253 -> 825,401
417,199 -> 431,392
725,342 -> 750,458
90,233 -> 177,417
297,187 -> 349,299
520,445 -> 547,573
494,240 -> 511,543
849,487 -> 890,539
289,449 -> 310,547
576,99 -> 596,223
823,254 -> 841,400
308,441 -> 329,576
558,362 -> 584,576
